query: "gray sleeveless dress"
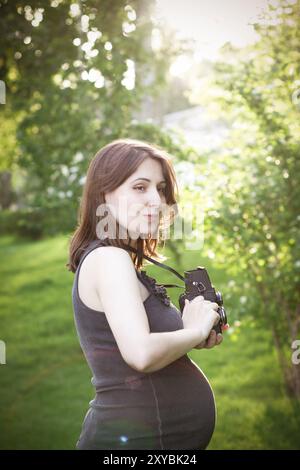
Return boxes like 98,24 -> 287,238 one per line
72,239 -> 216,450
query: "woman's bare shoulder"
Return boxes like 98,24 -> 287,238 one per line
79,245 -> 150,308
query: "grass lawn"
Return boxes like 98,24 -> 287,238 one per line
0,234 -> 299,449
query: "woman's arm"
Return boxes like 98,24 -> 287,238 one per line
143,325 -> 229,373
91,246 -> 219,374
142,328 -> 206,373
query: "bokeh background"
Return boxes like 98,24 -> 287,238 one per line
0,0 -> 299,449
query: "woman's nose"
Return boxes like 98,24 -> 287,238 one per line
148,189 -> 162,206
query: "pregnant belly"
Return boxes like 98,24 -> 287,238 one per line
78,356 -> 216,450
149,355 -> 216,449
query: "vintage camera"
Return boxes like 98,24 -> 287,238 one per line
111,241 -> 228,336
178,267 -> 227,335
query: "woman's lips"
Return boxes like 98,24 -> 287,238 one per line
144,215 -> 158,222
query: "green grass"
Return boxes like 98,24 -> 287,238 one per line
0,235 -> 299,449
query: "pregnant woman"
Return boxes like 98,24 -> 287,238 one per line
67,138 -> 225,450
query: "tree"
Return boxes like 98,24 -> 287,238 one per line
193,0 -> 300,397
0,0 -> 186,210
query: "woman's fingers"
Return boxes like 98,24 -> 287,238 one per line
190,296 -> 219,313
216,333 -> 223,345
191,295 -> 204,303
204,330 -> 223,348
205,330 -> 217,348
210,302 -> 220,311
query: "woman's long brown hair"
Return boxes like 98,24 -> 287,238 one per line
66,138 -> 179,273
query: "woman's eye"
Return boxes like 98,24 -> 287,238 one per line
134,186 -> 166,194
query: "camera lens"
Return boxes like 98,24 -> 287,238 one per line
215,291 -> 223,305
219,306 -> 227,324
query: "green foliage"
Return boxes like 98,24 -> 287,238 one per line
0,202 -> 77,239
0,0 -> 186,208
192,0 -> 300,397
0,106 -> 21,172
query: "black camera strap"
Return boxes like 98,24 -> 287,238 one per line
123,245 -> 186,289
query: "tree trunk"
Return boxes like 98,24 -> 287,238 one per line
256,276 -> 300,400
0,171 -> 14,209
271,324 -> 300,399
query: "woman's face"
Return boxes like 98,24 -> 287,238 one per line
104,158 -> 167,239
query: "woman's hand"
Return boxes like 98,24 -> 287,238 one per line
182,296 -> 220,343
194,323 -> 230,349
194,330 -> 222,349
